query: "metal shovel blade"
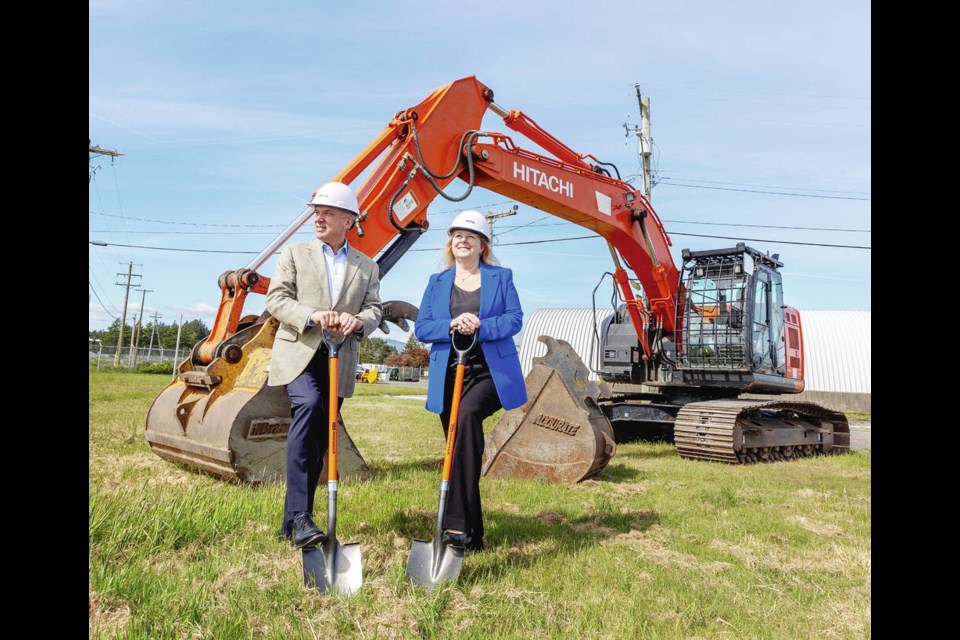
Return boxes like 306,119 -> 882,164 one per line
406,537 -> 464,590
302,539 -> 363,595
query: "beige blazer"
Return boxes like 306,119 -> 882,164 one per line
265,240 -> 382,395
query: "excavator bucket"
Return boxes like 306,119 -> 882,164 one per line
481,336 -> 617,483
145,315 -> 369,484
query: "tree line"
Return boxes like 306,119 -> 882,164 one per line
90,318 -> 211,350
359,334 -> 428,367
90,320 -> 429,367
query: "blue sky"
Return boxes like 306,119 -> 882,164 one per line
89,1 -> 870,342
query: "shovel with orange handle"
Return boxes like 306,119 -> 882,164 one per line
405,329 -> 478,589
302,329 -> 363,595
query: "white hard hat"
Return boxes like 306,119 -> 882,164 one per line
310,181 -> 360,217
448,210 -> 492,241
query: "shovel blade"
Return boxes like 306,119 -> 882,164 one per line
303,540 -> 363,595
406,538 -> 464,590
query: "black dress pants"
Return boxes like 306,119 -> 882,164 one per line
282,345 -> 344,533
438,361 -> 502,548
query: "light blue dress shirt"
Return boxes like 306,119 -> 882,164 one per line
306,240 -> 350,326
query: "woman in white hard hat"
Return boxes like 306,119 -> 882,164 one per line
414,210 -> 527,552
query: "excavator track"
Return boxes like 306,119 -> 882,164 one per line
674,398 -> 850,464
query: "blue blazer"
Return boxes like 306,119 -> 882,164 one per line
415,263 -> 527,414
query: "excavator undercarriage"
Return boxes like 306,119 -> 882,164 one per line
673,399 -> 849,464
477,336 -> 850,482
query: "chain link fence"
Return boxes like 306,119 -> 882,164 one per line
88,342 -> 185,371
90,343 -> 427,382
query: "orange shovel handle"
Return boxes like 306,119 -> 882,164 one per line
322,330 -> 347,481
439,330 -> 478,482
328,353 -> 339,481
440,363 -> 466,482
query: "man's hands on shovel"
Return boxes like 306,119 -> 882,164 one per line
311,310 -> 363,335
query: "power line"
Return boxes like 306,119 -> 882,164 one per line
90,216 -> 871,235
88,201 -> 515,227
662,219 -> 869,233
486,233 -> 870,251
90,210 -> 284,227
667,231 -> 868,250
88,281 -> 118,320
88,264 -> 117,306
89,229 -> 309,235
636,80 -> 870,102
656,176 -> 869,196
91,231 -> 870,254
656,179 -> 870,201
90,241 -> 251,254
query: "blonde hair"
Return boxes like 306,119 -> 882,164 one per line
440,234 -> 499,270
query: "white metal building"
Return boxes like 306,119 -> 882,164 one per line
517,308 -> 871,413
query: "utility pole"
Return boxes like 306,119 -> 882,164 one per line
148,311 -> 162,361
634,84 -> 653,202
129,288 -> 152,367
172,314 -> 184,382
484,205 -> 518,242
89,140 -> 123,182
113,262 -> 141,366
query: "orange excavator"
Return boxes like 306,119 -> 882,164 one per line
145,75 -> 848,485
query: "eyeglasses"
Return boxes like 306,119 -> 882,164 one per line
451,233 -> 480,243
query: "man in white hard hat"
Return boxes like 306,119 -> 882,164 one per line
266,181 -> 382,549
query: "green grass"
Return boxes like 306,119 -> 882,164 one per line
90,371 -> 870,639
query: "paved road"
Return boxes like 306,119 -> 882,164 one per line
848,423 -> 871,451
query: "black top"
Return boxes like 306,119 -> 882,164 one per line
450,284 -> 486,367
450,284 -> 480,317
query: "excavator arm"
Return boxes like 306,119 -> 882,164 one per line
196,77 -> 493,364
196,75 -> 679,366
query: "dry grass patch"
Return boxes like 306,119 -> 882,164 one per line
535,510 -> 564,524
89,587 -> 131,636
603,528 -> 700,569
792,515 -> 845,536
708,536 -> 871,575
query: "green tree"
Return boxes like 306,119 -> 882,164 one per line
404,333 -> 423,351
95,318 -> 135,346
172,319 -> 212,351
92,317 -> 211,352
359,337 -> 398,363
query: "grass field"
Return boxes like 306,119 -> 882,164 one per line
89,371 -> 871,639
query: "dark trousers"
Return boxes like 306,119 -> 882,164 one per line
438,362 -> 502,546
282,345 -> 344,532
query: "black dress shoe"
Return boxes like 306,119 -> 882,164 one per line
278,525 -> 293,543
293,512 -> 327,549
441,530 -> 469,548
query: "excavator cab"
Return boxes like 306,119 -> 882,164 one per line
678,243 -> 795,394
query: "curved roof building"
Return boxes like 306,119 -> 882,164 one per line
517,308 -> 871,413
